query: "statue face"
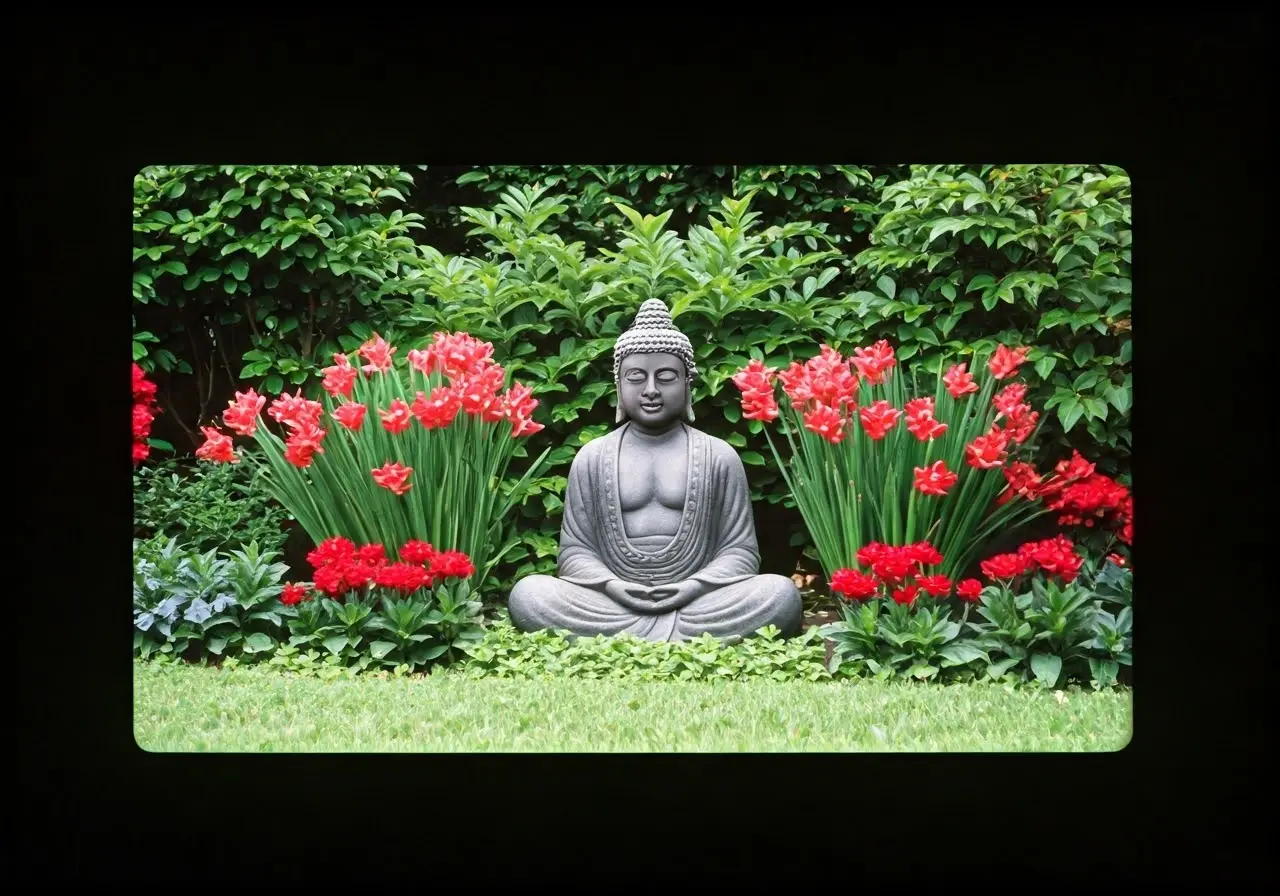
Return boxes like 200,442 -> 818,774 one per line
618,351 -> 686,429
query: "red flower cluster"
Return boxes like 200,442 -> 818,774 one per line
730,360 -> 780,422
979,534 -> 1085,585
1043,469 -> 1133,546
778,345 -> 861,411
132,363 -> 160,466
304,535 -> 474,599
280,583 -> 310,606
830,541 -> 962,605
904,397 -> 947,441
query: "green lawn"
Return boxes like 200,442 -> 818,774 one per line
133,661 -> 1132,752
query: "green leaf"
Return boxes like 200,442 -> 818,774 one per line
1083,397 -> 1108,420
263,374 -> 284,394
147,438 -> 174,451
229,259 -> 250,281
1058,397 -> 1084,432
740,451 -> 766,466
967,274 -> 996,293
1119,340 -> 1132,364
1107,385 -> 1131,414
876,275 -> 896,300
1073,342 -> 1095,366
1034,356 -> 1057,379
243,632 -> 274,654
281,233 -> 301,249
323,634 -> 349,656
206,635 -> 228,655
940,282 -> 956,301
937,640 -> 989,667
1030,653 -> 1062,687
370,641 -> 396,660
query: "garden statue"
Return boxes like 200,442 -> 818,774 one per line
507,299 -> 803,642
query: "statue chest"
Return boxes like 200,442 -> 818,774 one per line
617,444 -> 688,512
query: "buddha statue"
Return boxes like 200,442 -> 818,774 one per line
507,299 -> 803,642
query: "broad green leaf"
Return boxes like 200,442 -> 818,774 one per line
1083,397 -> 1109,420
876,275 -> 896,300
1030,653 -> 1062,687
323,634 -> 349,656
243,632 -> 274,654
229,259 -> 250,281
740,451 -> 765,466
263,374 -> 284,394
1034,355 -> 1057,379
1073,342 -> 1095,366
369,641 -> 396,660
1058,396 -> 1083,432
967,274 -> 995,293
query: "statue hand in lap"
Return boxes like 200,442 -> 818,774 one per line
507,299 -> 803,643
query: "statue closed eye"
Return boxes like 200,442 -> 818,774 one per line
506,298 -> 803,643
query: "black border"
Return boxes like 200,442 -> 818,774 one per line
23,17 -> 1273,884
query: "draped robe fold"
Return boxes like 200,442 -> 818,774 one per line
507,423 -> 802,641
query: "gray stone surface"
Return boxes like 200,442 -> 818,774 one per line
507,299 -> 802,642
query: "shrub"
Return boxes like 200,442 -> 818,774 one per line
132,537 -> 290,662
132,451 -> 290,557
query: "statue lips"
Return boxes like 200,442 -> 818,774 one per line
639,402 -> 664,413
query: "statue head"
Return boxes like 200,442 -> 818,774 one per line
613,298 -> 698,426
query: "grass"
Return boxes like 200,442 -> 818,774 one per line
134,661 -> 1132,752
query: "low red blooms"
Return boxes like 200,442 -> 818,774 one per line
332,402 -> 367,431
804,403 -> 846,443
980,552 -> 1032,582
988,344 -> 1029,380
1106,553 -> 1127,568
379,398 -> 414,434
411,386 -> 463,430
306,535 -> 474,600
872,555 -> 917,586
996,461 -> 1043,506
956,579 -> 983,601
966,429 -> 1009,470
280,583 -> 310,606
891,584 -> 920,605
905,542 -> 944,567
856,543 -> 889,568
430,550 -> 476,580
222,389 -> 266,437
917,575 -> 952,598
358,334 -> 396,374
321,353 -> 358,399
399,539 -> 438,565
371,461 -> 413,495
283,420 -> 326,469
1018,535 -> 1084,583
943,363 -> 979,398
830,568 -> 879,601
1046,471 -> 1131,534
859,400 -> 901,441
904,397 -> 948,441
914,460 -> 959,496
851,340 -> 897,385
196,425 -> 238,464
860,540 -> 943,585
132,363 -> 160,465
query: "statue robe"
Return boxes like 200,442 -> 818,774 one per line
507,423 -> 802,642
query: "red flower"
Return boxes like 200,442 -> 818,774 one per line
411,387 -> 463,430
891,584 -> 920,605
1106,553 -> 1127,568
500,382 -> 544,436
980,552 -> 1032,582
358,543 -> 387,566
856,542 -> 889,568
371,462 -> 413,495
956,579 -> 983,601
283,420 -> 326,469
375,562 -> 430,594
987,344 -> 1029,380
859,400 -> 902,441
943,363 -> 979,398
379,398 -> 415,434
803,403 -> 846,443
358,334 -> 397,374
268,390 -> 325,431
965,429 -> 1009,470
415,332 -> 498,381
342,561 -> 376,591
905,542 -> 943,568
132,363 -> 158,402
1019,535 -> 1084,583
321,354 -> 358,399
1002,461 -> 1043,501
872,555 -> 916,586
196,426 -> 238,464
996,408 -> 1039,446
307,536 -> 356,568
731,359 -> 778,395
456,364 -> 507,419
851,340 -> 897,385
740,389 -> 780,423
280,583 -> 310,606
223,388 -> 266,437
914,460 -> 958,497
992,383 -> 1029,419
917,575 -> 952,598
313,564 -> 349,596
830,568 -> 879,601
904,397 -> 948,441
332,402 -> 367,431
400,539 -> 438,566
429,550 -> 475,581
